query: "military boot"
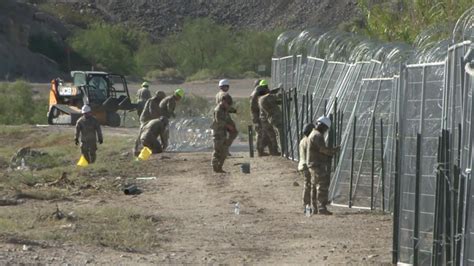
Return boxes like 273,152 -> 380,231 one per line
318,207 -> 333,215
213,164 -> 226,173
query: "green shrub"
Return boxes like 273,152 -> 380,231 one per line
175,94 -> 212,117
135,44 -> 176,76
145,68 -> 184,83
186,69 -> 220,82
68,24 -> 148,75
164,18 -> 239,77
242,71 -> 260,79
233,99 -> 252,135
0,81 -> 47,125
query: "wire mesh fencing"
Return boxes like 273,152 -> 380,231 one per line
272,40 -> 474,265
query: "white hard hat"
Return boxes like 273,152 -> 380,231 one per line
219,79 -> 229,87
317,115 -> 331,128
81,105 -> 91,114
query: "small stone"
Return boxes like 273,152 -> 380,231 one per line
323,256 -> 328,260
293,181 -> 299,186
342,245 -> 347,249
22,245 -> 31,251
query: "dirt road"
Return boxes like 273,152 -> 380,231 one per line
0,125 -> 392,264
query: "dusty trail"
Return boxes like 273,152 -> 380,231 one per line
1,138 -> 392,264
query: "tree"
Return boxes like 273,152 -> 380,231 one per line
69,24 -> 144,74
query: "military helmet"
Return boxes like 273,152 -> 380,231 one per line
317,116 -> 331,128
174,88 -> 185,98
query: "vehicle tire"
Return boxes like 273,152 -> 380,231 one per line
107,112 -> 121,127
47,106 -> 59,125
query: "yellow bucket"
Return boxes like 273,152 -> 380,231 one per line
137,146 -> 152,161
77,155 -> 89,167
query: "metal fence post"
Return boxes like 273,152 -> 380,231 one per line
414,133 -> 422,265
286,90 -> 294,160
349,116 -> 357,208
294,88 -> 300,159
371,116 -> 375,211
380,118 -> 385,212
248,125 -> 254,158
392,122 -> 400,264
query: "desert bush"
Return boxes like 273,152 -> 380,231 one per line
69,24 -> 148,75
233,98 -> 252,135
145,68 -> 184,83
186,69 -> 221,82
175,94 -> 212,117
0,81 -> 47,125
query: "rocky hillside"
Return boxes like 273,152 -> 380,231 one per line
0,0 -> 69,81
0,0 -> 359,81
79,0 -> 359,39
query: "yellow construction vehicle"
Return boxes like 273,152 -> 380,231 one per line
47,71 -> 136,127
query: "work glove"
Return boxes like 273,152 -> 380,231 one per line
98,139 -> 103,145
74,138 -> 79,146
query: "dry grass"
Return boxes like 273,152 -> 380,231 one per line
0,206 -> 161,252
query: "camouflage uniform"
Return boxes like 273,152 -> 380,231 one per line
215,91 -> 238,150
140,91 -> 166,125
250,85 -> 270,156
75,115 -> 103,164
158,95 -> 178,149
135,91 -> 166,155
136,118 -> 168,155
136,86 -> 152,116
299,136 -> 315,209
258,93 -> 282,155
307,128 -> 338,212
211,102 -> 234,172
159,95 -> 177,119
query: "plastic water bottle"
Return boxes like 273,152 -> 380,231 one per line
234,202 -> 240,215
21,158 -> 26,169
305,204 -> 311,217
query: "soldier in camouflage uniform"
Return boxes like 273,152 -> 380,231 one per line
258,85 -> 283,156
250,79 -> 270,156
307,116 -> 340,215
136,82 -> 152,117
157,88 -> 184,150
136,117 -> 169,155
299,123 -> 316,214
75,105 -> 103,164
140,91 -> 166,125
211,94 -> 236,173
160,88 -> 184,119
215,79 -> 238,152
134,91 -> 167,156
